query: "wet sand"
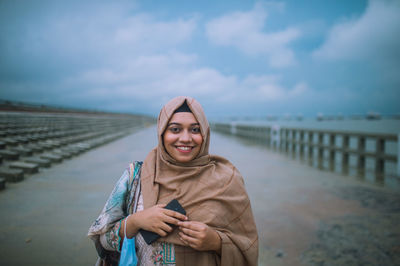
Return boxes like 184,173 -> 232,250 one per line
0,126 -> 398,265
213,134 -> 399,265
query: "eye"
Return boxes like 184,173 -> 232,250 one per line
191,127 -> 201,134
169,127 -> 181,133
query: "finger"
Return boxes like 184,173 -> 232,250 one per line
159,222 -> 173,233
164,209 -> 187,221
156,228 -> 168,237
178,221 -> 202,231
179,231 -> 199,246
179,227 -> 200,238
179,235 -> 189,246
162,215 -> 181,226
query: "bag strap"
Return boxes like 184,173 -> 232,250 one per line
128,161 -> 142,214
129,163 -> 135,184
133,178 -> 141,213
123,162 -> 142,240
124,214 -> 129,238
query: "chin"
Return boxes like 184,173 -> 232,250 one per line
176,157 -> 193,163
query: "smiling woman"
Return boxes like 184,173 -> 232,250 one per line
163,103 -> 203,163
88,96 -> 258,266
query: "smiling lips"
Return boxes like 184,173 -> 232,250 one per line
176,146 -> 194,153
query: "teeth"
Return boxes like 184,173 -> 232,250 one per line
177,146 -> 191,151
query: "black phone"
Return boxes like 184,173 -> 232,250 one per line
139,199 -> 186,245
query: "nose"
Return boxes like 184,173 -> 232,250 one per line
179,129 -> 192,142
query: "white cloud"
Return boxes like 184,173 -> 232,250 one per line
68,52 -> 234,98
205,2 -> 300,68
313,0 -> 400,64
0,1 -> 314,115
10,5 -> 197,71
240,75 -> 309,101
289,82 -> 309,97
66,51 -> 309,113
114,14 -> 196,48
241,75 -> 284,100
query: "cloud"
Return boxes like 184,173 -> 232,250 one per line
0,1 -> 197,79
240,75 -> 309,101
6,0 -> 385,117
205,2 -> 300,68
59,49 -> 310,114
114,14 -> 196,50
313,0 -> 400,66
0,1 -> 199,113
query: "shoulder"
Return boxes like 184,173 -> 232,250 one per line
209,155 -> 245,186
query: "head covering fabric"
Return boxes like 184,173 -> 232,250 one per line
173,100 -> 192,113
141,96 -> 258,266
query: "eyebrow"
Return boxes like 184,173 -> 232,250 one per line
167,122 -> 200,126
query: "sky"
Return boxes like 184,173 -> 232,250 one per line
0,0 -> 399,119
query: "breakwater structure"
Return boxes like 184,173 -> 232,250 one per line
212,122 -> 400,186
0,101 -> 155,191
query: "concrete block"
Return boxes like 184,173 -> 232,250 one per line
40,153 -> 63,163
0,167 -> 24,182
27,135 -> 40,142
0,150 -> 19,160
65,148 -> 81,156
38,143 -> 54,150
10,147 -> 33,156
74,143 -> 91,151
9,162 -> 39,174
26,144 -> 44,153
24,157 -> 51,168
14,136 -> 29,144
0,177 -> 5,190
2,137 -> 18,146
62,147 -> 82,155
51,150 -> 72,159
48,140 -> 62,148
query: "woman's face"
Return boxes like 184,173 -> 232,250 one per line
163,112 -> 203,163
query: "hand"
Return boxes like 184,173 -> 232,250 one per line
124,204 -> 187,238
178,221 -> 221,253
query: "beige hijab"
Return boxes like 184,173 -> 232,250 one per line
141,96 -> 258,266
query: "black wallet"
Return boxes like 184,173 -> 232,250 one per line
139,199 -> 186,245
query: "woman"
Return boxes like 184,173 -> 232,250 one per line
88,96 -> 258,265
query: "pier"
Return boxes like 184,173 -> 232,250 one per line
0,120 -> 399,265
213,122 -> 400,186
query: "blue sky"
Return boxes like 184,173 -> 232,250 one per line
0,0 -> 399,118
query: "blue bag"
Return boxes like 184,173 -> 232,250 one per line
119,215 -> 137,266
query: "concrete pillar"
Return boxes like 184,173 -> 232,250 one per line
308,132 -> 313,166
291,130 -> 297,159
299,131 -> 304,160
357,137 -> 366,177
398,134 -> 400,177
230,122 -> 237,135
271,125 -> 280,149
329,134 -> 335,171
318,133 -> 324,169
342,135 -> 349,175
375,138 -> 385,182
